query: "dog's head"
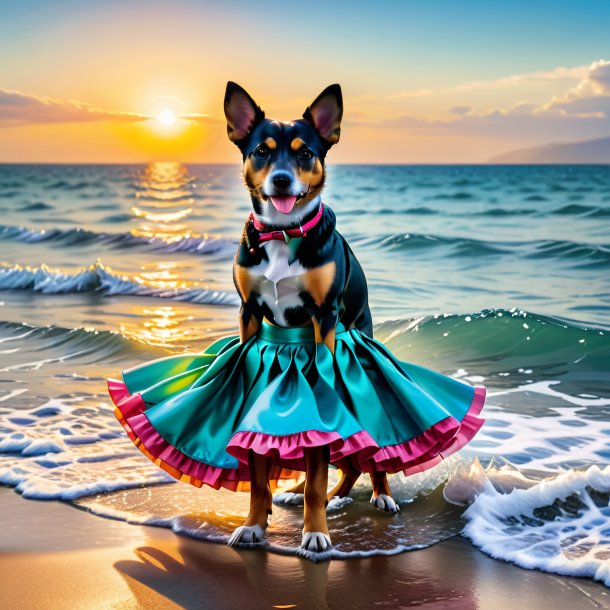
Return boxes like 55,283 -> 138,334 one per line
224,82 -> 342,225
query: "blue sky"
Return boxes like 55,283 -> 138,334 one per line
0,0 -> 609,162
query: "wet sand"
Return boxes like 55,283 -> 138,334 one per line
0,487 -> 608,610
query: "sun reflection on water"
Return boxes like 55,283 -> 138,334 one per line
131,206 -> 194,223
120,306 -> 195,348
131,162 -> 197,239
113,162 -> 238,349
124,163 -> 206,348
135,263 -> 189,290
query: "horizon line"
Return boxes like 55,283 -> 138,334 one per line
0,161 -> 609,167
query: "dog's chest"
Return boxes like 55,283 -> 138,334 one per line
251,240 -> 307,324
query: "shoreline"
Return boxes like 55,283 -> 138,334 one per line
1,486 -> 608,609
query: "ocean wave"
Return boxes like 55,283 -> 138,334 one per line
101,213 -> 134,223
0,260 -> 240,305
47,180 -> 109,190
348,204 -> 610,218
349,207 -> 440,216
460,461 -> 610,587
523,194 -> 549,202
0,319 -> 158,360
18,202 -> 54,212
0,224 -> 236,255
551,203 -> 601,216
1,307 -> 606,384
429,191 -> 475,200
352,232 -> 610,266
376,308 -> 609,383
476,207 -> 536,216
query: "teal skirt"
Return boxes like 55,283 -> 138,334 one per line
107,321 -> 486,491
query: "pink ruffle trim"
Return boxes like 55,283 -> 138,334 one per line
108,378 -> 486,490
108,378 -> 255,491
400,385 -> 486,476
227,429 -> 380,472
227,387 -> 486,475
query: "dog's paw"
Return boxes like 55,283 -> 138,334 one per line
227,524 -> 267,548
326,495 -> 354,512
273,492 -> 304,506
370,493 -> 401,514
299,531 -> 332,553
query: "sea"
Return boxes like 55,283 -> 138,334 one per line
0,162 -> 609,584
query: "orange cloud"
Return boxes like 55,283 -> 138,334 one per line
0,88 -> 151,127
0,88 -> 218,128
178,113 -> 219,124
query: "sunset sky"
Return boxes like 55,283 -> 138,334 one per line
1,0 -> 609,163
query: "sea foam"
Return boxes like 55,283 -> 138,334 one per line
0,260 -> 240,305
0,396 -> 174,500
461,462 -> 610,587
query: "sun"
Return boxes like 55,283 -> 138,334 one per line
157,109 -> 177,126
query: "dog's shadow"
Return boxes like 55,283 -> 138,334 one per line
113,532 -> 476,610
114,537 -> 331,610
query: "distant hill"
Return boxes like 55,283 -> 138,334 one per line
488,136 -> 610,164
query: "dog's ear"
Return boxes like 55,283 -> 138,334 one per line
224,81 -> 265,143
303,84 -> 343,146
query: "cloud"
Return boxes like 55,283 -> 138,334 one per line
381,109 -> 609,143
0,88 -> 151,127
590,61 -> 610,90
383,65 -> 588,105
542,59 -> 610,116
375,60 -> 610,142
178,113 -> 218,124
450,106 -> 471,116
545,96 -> 610,117
379,101 -> 609,143
0,89 -> 218,128
445,64 -> 590,93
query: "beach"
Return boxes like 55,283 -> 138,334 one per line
1,487 -> 608,609
0,162 -> 609,600
2,0 -> 610,604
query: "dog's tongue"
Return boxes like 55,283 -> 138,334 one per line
269,195 -> 297,214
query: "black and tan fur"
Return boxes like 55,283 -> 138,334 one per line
224,82 -> 397,553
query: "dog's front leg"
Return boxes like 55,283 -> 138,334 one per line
300,445 -> 332,553
301,260 -> 340,355
239,301 -> 262,343
311,314 -> 336,355
234,262 -> 263,343
228,450 -> 272,547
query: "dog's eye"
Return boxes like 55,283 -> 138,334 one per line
298,149 -> 314,161
253,145 -> 270,159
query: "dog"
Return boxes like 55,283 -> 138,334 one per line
224,82 -> 399,553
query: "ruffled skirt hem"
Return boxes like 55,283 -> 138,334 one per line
108,376 -> 486,491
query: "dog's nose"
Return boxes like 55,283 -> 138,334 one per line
272,173 -> 292,190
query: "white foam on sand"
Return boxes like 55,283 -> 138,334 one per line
460,380 -> 610,472
2,390 -> 610,579
0,396 -> 173,500
461,462 -> 610,587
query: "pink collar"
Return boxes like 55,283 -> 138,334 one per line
250,202 -> 324,243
